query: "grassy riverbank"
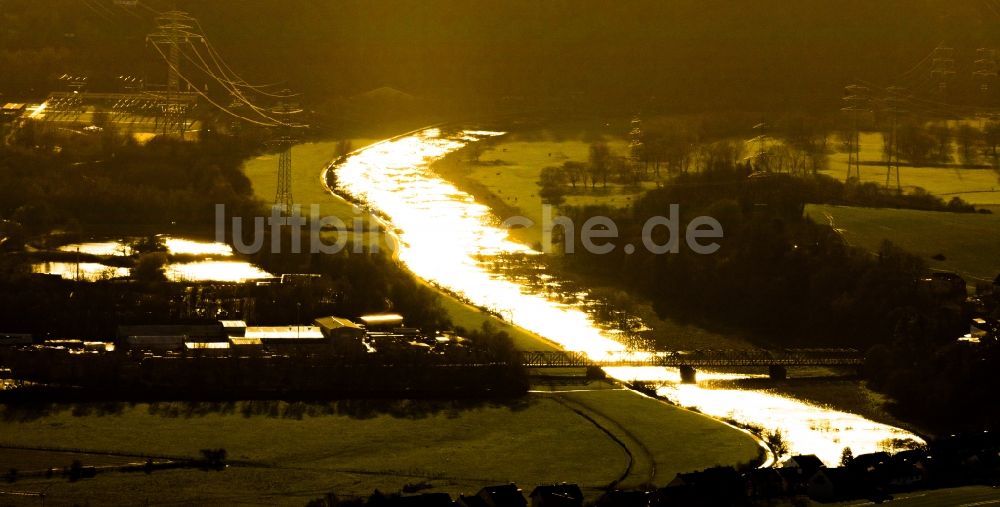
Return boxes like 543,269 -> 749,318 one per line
0,396 -> 623,505
429,134 -> 639,248
0,386 -> 760,504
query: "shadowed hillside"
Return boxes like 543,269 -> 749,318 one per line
3,0 -> 1000,113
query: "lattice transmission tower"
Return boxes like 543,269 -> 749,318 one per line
841,84 -> 870,181
146,10 -> 201,135
883,86 -> 907,192
269,95 -> 303,214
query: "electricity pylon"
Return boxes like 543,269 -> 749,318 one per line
269,95 -> 303,214
975,48 -> 998,111
884,86 -> 907,193
841,85 -> 870,181
146,10 -> 201,135
931,45 -> 956,95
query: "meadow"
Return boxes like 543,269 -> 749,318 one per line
430,135 -> 644,249
806,204 -> 1000,283
822,132 -> 1000,205
0,389 -> 760,505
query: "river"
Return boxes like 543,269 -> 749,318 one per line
332,127 -> 923,467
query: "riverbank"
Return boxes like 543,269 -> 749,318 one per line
0,381 -> 761,504
418,129 -> 930,447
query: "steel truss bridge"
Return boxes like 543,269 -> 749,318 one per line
518,349 -> 863,369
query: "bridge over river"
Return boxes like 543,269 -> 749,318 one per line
518,349 -> 863,382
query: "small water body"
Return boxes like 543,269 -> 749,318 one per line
34,236 -> 270,282
333,128 -> 923,466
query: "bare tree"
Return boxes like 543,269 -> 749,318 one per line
955,123 -> 980,166
928,123 -> 952,163
588,141 -> 612,188
561,161 -> 585,189
984,122 -> 1000,162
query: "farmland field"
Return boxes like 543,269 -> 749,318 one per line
822,132 -> 1000,205
806,203 -> 1000,283
0,389 -> 760,505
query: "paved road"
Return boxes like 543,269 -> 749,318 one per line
829,486 -> 1000,506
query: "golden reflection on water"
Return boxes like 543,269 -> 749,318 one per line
31,261 -> 129,281
605,366 -> 922,465
336,128 -> 925,464
338,129 -> 627,356
658,383 -> 920,467
38,237 -> 265,282
162,237 -> 234,256
58,241 -> 131,256
164,260 -> 270,283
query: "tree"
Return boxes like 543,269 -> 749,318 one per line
539,165 -> 565,188
132,252 -> 168,282
983,121 -> 1000,164
466,141 -> 486,164
663,124 -> 696,175
896,122 -> 935,165
538,166 -> 566,205
954,124 -> 980,166
562,161 -> 586,189
612,156 -> 635,185
588,141 -> 612,188
840,447 -> 854,467
700,140 -> 744,172
765,429 -> 789,458
928,123 -> 952,163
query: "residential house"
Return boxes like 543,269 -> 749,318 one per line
656,466 -> 744,507
747,467 -> 789,500
593,490 -> 649,507
806,467 -> 853,502
389,493 -> 454,507
529,484 -> 583,507
473,484 -> 527,507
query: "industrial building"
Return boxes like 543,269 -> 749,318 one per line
101,314 -> 435,358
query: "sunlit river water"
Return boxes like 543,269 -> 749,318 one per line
333,128 -> 923,466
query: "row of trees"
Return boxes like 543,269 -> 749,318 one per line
535,113 -> 843,206
876,120 -> 1000,167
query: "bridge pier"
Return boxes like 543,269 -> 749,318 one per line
679,365 -> 697,384
768,365 -> 787,381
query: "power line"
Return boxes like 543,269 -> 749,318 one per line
148,41 -> 282,127
890,42 -> 944,84
174,41 -> 298,126
144,10 -> 307,130
79,0 -> 117,24
191,18 -> 297,99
